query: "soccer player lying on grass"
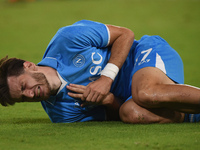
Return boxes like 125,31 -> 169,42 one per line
0,20 -> 200,123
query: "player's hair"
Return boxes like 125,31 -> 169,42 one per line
0,56 -> 25,106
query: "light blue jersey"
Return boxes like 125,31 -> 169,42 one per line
38,20 -> 113,123
38,20 -> 184,123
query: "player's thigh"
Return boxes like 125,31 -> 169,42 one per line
131,35 -> 184,103
119,98 -> 184,124
131,67 -> 175,103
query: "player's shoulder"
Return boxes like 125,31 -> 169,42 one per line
73,20 -> 105,26
55,20 -> 107,40
58,20 -> 105,32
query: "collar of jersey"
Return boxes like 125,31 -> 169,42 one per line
37,57 -> 58,70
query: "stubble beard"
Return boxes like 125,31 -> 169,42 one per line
31,72 -> 52,99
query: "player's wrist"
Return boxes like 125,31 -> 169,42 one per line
100,75 -> 113,86
101,63 -> 119,81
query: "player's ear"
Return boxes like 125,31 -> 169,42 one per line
23,61 -> 37,71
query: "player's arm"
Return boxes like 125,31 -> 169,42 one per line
83,24 -> 135,102
106,24 -> 135,69
67,84 -> 122,121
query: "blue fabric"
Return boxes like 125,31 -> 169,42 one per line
38,20 -> 184,123
132,35 -> 184,84
39,20 -> 110,123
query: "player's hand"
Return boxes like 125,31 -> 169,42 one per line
67,84 -> 88,107
67,83 -> 112,107
67,84 -> 85,99
82,76 -> 113,103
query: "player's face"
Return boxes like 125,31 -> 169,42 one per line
7,71 -> 51,103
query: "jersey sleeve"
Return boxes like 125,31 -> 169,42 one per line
57,20 -> 110,49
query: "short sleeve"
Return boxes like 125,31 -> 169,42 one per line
57,20 -> 110,49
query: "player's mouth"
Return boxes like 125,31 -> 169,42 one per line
35,86 -> 42,98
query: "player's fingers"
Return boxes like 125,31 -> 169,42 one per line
96,94 -> 104,104
90,92 -> 99,103
68,92 -> 83,99
83,86 -> 92,101
66,84 -> 85,94
85,91 -> 95,102
69,84 -> 86,90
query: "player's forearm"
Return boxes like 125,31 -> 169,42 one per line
106,25 -> 135,69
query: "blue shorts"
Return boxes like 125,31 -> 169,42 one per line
126,35 -> 184,101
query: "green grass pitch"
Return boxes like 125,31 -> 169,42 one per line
0,0 -> 200,149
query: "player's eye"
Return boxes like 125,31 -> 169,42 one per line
21,84 -> 25,91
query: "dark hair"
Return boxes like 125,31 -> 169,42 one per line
0,56 -> 25,106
